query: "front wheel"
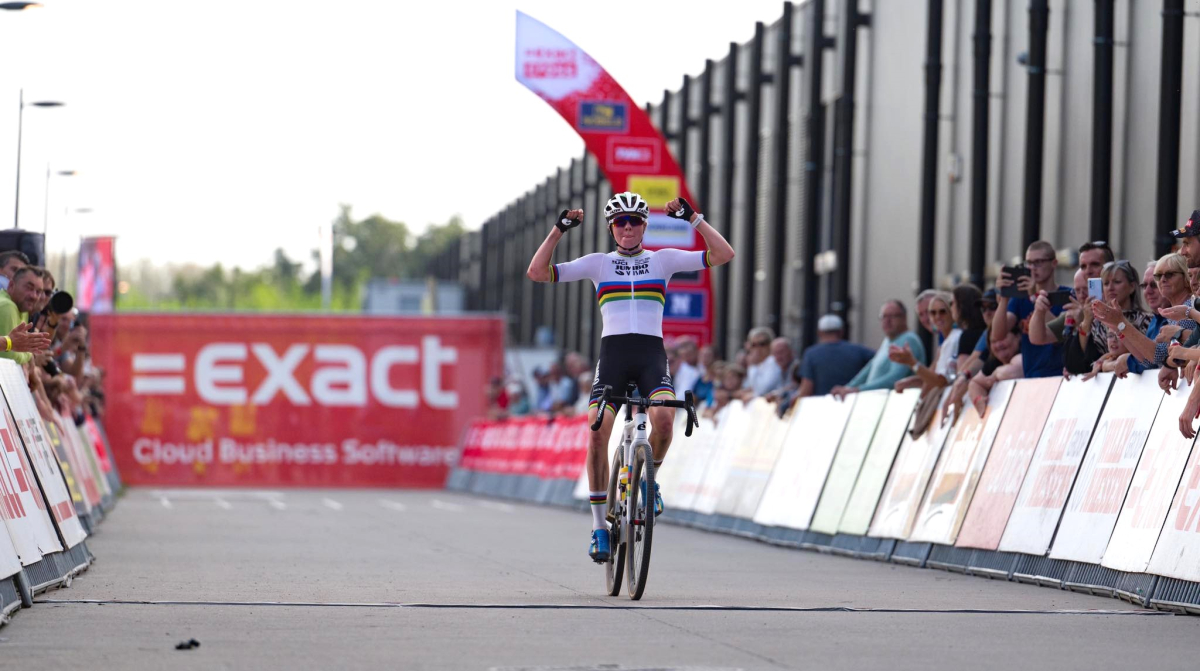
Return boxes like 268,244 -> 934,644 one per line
625,442 -> 655,600
604,449 -> 625,597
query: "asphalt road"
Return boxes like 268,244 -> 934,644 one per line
2,488 -> 1196,670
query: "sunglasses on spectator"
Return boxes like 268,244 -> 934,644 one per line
1141,281 -> 1156,290
610,216 -> 646,228
1154,271 -> 1183,282
748,340 -> 769,347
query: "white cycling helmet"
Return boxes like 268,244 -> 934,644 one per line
603,191 -> 650,222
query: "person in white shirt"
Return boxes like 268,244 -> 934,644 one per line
672,337 -> 702,396
740,326 -> 782,399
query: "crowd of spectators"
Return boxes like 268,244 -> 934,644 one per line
490,209 -> 1200,438
0,250 -> 105,434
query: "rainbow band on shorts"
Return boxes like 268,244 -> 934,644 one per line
649,387 -> 675,400
588,400 -> 617,416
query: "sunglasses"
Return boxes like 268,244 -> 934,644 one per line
1154,271 -> 1183,282
749,340 -> 769,347
610,216 -> 646,229
1141,281 -> 1156,290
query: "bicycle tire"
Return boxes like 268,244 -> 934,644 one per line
625,442 -> 654,600
604,449 -> 625,596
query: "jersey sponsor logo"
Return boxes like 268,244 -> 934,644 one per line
578,101 -> 628,133
612,257 -> 650,277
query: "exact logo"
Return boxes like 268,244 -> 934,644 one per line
131,336 -> 459,409
578,101 -> 628,133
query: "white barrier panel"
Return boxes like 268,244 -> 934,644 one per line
715,399 -> 782,517
0,408 -> 63,563
868,389 -> 954,539
673,408 -> 724,511
653,410 -> 690,495
956,378 -> 1062,550
909,380 -> 1015,545
753,395 -> 855,530
0,361 -> 88,548
1148,423 -> 1200,581
1102,378 -> 1198,573
48,415 -> 102,512
61,409 -> 111,502
809,391 -> 889,535
0,521 -> 19,581
692,401 -> 752,515
999,374 -> 1114,555
837,390 -> 920,535
1050,373 -> 1163,563
725,403 -> 794,519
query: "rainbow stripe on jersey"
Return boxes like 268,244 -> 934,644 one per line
596,279 -> 666,308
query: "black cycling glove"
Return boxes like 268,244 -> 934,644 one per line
666,197 -> 695,221
554,209 -> 582,233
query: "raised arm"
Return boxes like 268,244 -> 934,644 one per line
666,197 -> 734,267
526,209 -> 582,283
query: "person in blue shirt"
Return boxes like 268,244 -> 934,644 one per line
830,300 -> 927,400
794,314 -> 875,399
993,240 -> 1070,378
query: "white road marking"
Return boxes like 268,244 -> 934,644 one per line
159,497 -> 172,509
214,498 -> 232,510
268,499 -> 287,511
431,499 -> 463,512
378,499 -> 407,512
323,498 -> 344,511
478,501 -> 514,513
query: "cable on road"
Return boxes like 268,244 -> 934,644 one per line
34,598 -> 1174,616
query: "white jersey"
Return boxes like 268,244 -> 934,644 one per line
550,247 -> 712,338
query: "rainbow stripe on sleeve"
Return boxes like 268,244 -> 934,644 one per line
596,279 -> 666,307
703,250 -> 713,268
548,264 -> 559,282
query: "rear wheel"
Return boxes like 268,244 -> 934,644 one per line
625,442 -> 655,600
604,449 -> 625,597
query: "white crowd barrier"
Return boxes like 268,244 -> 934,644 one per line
0,359 -> 118,626
450,368 -> 1200,613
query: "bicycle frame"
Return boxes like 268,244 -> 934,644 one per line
616,405 -> 652,531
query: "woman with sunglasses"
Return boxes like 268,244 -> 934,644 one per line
526,191 -> 734,564
1094,253 -> 1193,377
1063,260 -> 1152,376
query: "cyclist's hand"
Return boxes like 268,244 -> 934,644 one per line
554,209 -> 584,233
665,197 -> 694,222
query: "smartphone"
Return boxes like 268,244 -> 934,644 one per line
1000,266 -> 1031,298
1088,278 -> 1103,301
1047,290 -> 1073,308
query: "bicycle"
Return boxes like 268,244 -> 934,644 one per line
589,384 -> 698,600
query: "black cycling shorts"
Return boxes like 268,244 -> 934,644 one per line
589,334 -> 675,417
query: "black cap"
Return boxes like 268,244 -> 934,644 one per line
1170,210 -> 1200,239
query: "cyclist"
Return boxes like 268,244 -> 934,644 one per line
526,191 -> 735,562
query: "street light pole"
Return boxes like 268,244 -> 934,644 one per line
12,90 -> 65,229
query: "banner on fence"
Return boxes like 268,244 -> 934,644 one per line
999,374 -> 1114,555
868,390 -> 954,539
1050,373 -> 1162,563
716,399 -> 780,518
669,411 -> 720,511
809,391 -> 889,535
692,401 -> 752,515
956,377 -> 1061,550
91,314 -> 504,488
723,401 -> 795,520
0,406 -> 63,564
654,411 -> 691,495
1102,379 -> 1198,573
753,395 -> 855,530
1148,419 -> 1200,581
909,380 -> 1015,545
837,390 -> 920,535
0,362 -> 87,548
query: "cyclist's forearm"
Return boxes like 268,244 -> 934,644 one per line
526,228 -> 564,282
694,218 -> 735,266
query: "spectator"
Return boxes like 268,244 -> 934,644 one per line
890,287 -> 984,397
569,371 -> 593,416
994,240 -> 1069,378
698,344 -> 716,376
760,337 -> 799,401
564,351 -> 588,379
0,251 -> 28,291
532,367 -> 552,412
0,267 -> 51,363
704,363 -> 744,422
794,314 -> 874,399
1097,253 -> 1191,374
1064,260 -> 1151,375
693,360 -> 725,406
672,337 -> 702,397
830,300 -> 926,400
951,284 -> 988,368
486,376 -> 508,418
507,381 -> 531,417
967,320 -> 1025,415
547,362 -> 576,411
741,327 -> 782,398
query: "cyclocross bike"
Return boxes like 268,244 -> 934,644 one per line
589,384 -> 698,600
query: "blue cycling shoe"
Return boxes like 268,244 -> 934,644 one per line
640,479 -> 664,517
589,528 -> 611,563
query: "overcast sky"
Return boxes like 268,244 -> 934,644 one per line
0,1 -> 788,270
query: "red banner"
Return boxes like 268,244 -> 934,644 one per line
90,314 -> 504,488
458,415 -> 589,481
77,236 -> 116,314
516,11 -> 713,344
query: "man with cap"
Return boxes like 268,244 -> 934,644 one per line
796,314 -> 876,399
